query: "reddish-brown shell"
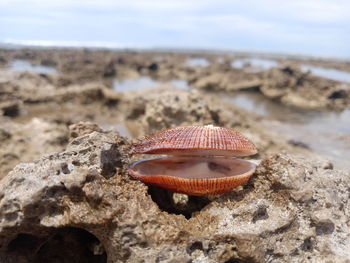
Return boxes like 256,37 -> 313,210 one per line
128,125 -> 257,196
128,156 -> 256,195
130,125 -> 257,157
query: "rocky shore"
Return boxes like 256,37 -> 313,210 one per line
0,124 -> 349,262
0,48 -> 349,262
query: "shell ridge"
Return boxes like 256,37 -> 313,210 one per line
187,126 -> 197,149
131,125 -> 256,156
168,127 -> 181,150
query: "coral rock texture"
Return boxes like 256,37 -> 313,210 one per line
0,126 -> 349,263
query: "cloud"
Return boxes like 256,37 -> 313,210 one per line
283,0 -> 349,23
0,0 -> 349,56
0,0 -> 200,12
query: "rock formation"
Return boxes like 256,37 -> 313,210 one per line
0,124 -> 348,263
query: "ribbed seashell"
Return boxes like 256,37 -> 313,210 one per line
130,125 -> 257,157
128,125 -> 258,196
128,156 -> 256,195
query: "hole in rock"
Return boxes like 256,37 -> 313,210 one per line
300,237 -> 314,251
8,233 -> 42,254
100,147 -> 122,179
186,241 -> 204,254
35,227 -> 107,263
148,63 -> 158,71
315,220 -> 335,235
2,104 -> 20,117
127,107 -> 145,120
224,257 -> 257,263
7,228 -> 107,263
328,90 -> 347,99
61,163 -> 70,174
252,205 -> 269,223
148,185 -> 211,219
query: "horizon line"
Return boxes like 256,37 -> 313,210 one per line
1,39 -> 349,62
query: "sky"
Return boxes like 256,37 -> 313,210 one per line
0,0 -> 349,57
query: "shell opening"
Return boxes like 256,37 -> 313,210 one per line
128,156 -> 256,195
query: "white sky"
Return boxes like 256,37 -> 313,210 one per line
0,0 -> 349,56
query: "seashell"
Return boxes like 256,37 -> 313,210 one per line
130,124 -> 257,156
128,125 -> 257,196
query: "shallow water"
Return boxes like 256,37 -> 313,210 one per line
230,92 -> 324,123
113,77 -> 190,92
301,65 -> 350,83
229,91 -> 350,169
8,60 -> 58,74
231,58 -> 277,72
167,79 -> 190,90
186,57 -> 210,67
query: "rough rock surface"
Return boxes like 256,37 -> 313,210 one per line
261,65 -> 350,110
0,125 -> 349,263
0,63 -> 304,177
2,49 -> 349,111
123,89 -> 217,136
0,70 -> 56,104
0,48 -> 349,262
192,72 -> 262,92
0,68 -> 114,107
0,118 -> 68,180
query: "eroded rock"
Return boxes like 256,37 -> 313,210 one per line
0,126 -> 348,263
123,89 -> 218,137
261,65 -> 350,110
192,72 -> 262,92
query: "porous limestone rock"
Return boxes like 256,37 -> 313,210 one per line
0,125 -> 349,263
123,89 -> 218,137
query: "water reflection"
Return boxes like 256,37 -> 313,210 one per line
8,59 -> 58,74
113,77 -> 190,92
168,79 -> 190,90
186,57 -> 210,67
231,58 -> 277,72
301,65 -> 350,83
230,92 -> 322,123
229,91 -> 350,169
